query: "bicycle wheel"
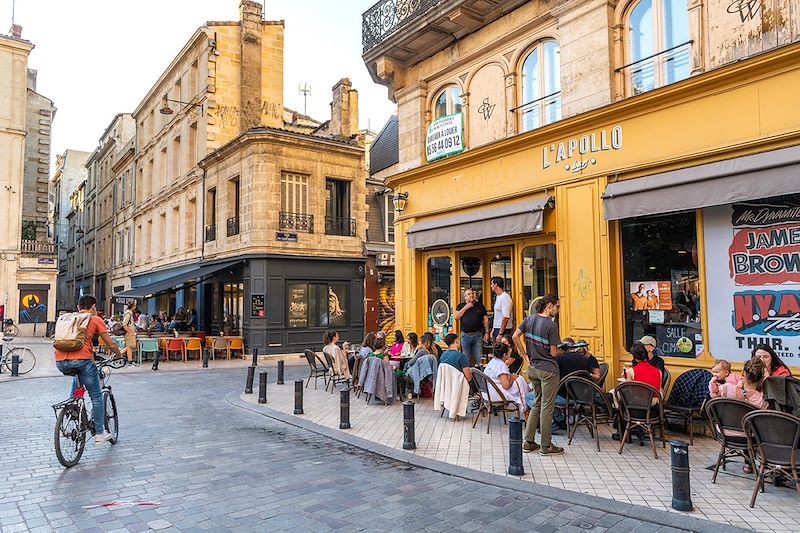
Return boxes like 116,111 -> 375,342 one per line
103,391 -> 119,444
8,347 -> 36,375
54,402 -> 86,467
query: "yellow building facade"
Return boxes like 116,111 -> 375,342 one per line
364,0 -> 800,383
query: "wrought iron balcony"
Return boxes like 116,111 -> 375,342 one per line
20,239 -> 56,256
279,212 -> 314,233
226,216 -> 240,237
362,0 -> 441,52
204,224 -> 216,242
325,216 -> 356,237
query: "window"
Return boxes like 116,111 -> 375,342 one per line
620,211 -> 701,358
190,60 -> 198,98
433,85 -> 462,119
280,172 -> 312,232
205,188 -> 216,242
172,136 -> 181,179
188,123 -> 198,167
428,256 -> 452,333
159,147 -> 167,190
186,197 -> 196,246
522,244 -> 558,318
519,40 -> 561,132
626,0 -> 690,95
287,282 -> 349,328
384,195 -> 395,243
172,205 -> 180,252
227,177 -> 240,236
120,174 -> 126,206
325,178 -> 353,236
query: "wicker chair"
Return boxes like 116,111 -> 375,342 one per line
303,349 -> 330,390
742,410 -> 800,508
615,381 -> 666,459
470,368 -> 520,435
705,397 -> 757,483
564,376 -> 615,451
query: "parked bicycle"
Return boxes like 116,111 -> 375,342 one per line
52,355 -> 126,467
0,334 -> 36,375
2,318 -> 19,338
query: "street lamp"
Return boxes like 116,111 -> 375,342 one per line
391,192 -> 408,214
159,98 -> 204,115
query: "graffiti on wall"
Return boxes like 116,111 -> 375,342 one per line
214,99 -> 283,129
378,284 -> 396,335
19,290 -> 47,324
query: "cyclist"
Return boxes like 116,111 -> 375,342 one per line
54,295 -> 123,445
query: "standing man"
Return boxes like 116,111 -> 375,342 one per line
121,300 -> 138,366
490,277 -> 513,343
513,294 -> 563,456
454,289 -> 489,367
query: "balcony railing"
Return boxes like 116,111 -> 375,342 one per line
20,239 -> 56,256
204,224 -> 216,242
617,40 -> 692,96
362,0 -> 441,52
512,91 -> 562,134
325,216 -> 356,237
226,216 -> 240,237
279,212 -> 314,233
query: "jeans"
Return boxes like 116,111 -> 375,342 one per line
553,394 -> 567,426
460,332 -> 483,367
56,359 -> 105,434
523,367 -> 560,447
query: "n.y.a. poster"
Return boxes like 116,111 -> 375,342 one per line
704,196 -> 800,364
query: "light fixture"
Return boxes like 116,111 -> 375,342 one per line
391,192 -> 408,213
677,249 -> 688,254
648,266 -> 656,270
159,98 -> 203,116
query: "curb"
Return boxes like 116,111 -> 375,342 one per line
225,392 -> 749,533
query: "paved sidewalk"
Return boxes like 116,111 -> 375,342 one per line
240,363 -> 798,532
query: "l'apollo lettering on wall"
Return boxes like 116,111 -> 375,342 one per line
543,125 -> 623,171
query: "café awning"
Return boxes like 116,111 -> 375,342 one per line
406,194 -> 552,249
602,145 -> 800,220
116,260 -> 241,299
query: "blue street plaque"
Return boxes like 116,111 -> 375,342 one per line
276,232 -> 298,242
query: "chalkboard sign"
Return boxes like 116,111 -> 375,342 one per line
655,323 -> 700,358
251,294 -> 265,318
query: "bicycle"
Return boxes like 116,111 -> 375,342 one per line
52,355 -> 127,467
2,319 -> 19,338
0,334 -> 36,375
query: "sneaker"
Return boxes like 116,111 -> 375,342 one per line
539,444 -> 564,456
94,432 -> 113,445
523,440 -> 540,453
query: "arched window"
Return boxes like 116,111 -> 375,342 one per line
519,40 -> 560,133
626,0 -> 690,95
432,85 -> 462,119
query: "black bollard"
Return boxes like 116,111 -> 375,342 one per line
507,416 -> 525,476
294,379 -> 304,414
152,351 -> 160,371
258,371 -> 268,404
11,354 -> 20,377
251,348 -> 258,367
245,365 -> 255,394
339,386 -> 351,429
0,344 -> 4,373
202,348 -> 209,368
670,440 -> 693,511
277,360 -> 285,385
403,400 -> 416,450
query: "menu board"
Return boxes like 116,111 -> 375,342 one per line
288,284 -> 308,328
251,294 -> 265,318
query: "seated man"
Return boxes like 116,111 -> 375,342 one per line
552,340 -> 600,431
439,333 -> 472,382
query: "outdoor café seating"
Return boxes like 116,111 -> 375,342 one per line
705,397 -> 757,484
137,338 -> 159,365
322,350 -> 350,393
742,410 -> 800,508
615,381 -> 666,459
471,368 -> 519,434
211,337 -> 230,360
358,356 -> 395,405
663,368 -> 712,445
564,375 -> 615,452
185,337 -> 203,361
165,338 -> 184,361
304,349 -> 330,390
433,363 -> 470,420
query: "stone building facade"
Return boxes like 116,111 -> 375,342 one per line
22,69 -> 55,244
110,138 -> 136,316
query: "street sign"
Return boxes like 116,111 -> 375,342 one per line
276,232 -> 298,242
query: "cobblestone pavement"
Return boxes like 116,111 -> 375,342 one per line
1,366 -> 728,532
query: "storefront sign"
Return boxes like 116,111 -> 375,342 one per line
425,113 -> 463,162
251,294 -> 265,318
704,196 -> 800,364
656,324 -> 695,357
543,125 -> 622,172
376,253 -> 395,266
276,232 -> 298,242
287,284 -> 308,328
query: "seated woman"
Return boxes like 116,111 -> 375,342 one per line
368,337 -> 390,362
322,330 -> 351,379
401,332 -> 418,357
623,342 -> 662,394
501,333 -> 523,374
389,330 -> 405,357
752,344 -> 792,377
408,332 -> 435,367
483,343 -> 529,414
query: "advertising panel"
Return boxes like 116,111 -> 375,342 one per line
425,113 -> 463,162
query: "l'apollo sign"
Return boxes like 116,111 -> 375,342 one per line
543,125 -> 623,172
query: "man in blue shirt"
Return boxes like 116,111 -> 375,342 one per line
439,333 -> 472,382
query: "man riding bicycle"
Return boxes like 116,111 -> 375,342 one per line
54,295 -> 122,445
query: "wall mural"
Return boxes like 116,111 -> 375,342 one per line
378,283 -> 396,335
19,290 -> 48,324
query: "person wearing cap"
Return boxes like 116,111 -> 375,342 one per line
637,335 -> 665,374
552,339 -> 601,431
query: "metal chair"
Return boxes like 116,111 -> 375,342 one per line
615,381 -> 666,459
211,337 -> 229,360
470,368 -> 520,434
664,368 -> 712,445
322,350 -> 349,393
185,338 -> 203,362
137,338 -> 160,365
555,370 -> 592,435
351,356 -> 363,398
564,376 -> 615,451
304,349 -> 330,389
705,398 -> 757,483
661,367 -> 672,394
742,410 -> 800,508
597,363 -> 609,390
228,337 -> 244,358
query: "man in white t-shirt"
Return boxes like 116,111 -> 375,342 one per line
491,276 -> 513,343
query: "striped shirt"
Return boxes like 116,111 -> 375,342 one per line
519,314 -> 560,374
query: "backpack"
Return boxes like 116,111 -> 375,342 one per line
111,322 -> 126,336
53,312 -> 92,352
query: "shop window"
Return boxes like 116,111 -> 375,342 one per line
223,282 -> 243,335
489,253 -> 512,312
384,195 -> 395,243
428,257 -> 452,334
519,40 -> 561,132
621,211 -> 702,358
624,0 -> 690,96
287,282 -> 349,328
522,244 -> 558,318
433,85 -> 462,120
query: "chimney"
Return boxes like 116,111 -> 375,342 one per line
330,78 -> 358,138
239,0 -> 263,131
9,24 -> 22,39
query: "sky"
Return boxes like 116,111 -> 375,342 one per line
2,0 -> 396,160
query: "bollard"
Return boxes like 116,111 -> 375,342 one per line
202,348 -> 209,368
258,371 -> 267,404
152,351 -> 160,371
245,365 -> 255,394
294,379 -> 304,414
251,348 -> 259,367
403,400 -> 416,450
11,354 -> 20,377
0,344 -> 3,373
339,385 -> 351,429
670,440 -> 693,512
277,360 -> 285,385
507,416 -> 525,476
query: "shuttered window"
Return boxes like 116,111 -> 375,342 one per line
281,172 -> 309,214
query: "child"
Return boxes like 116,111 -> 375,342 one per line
737,357 -> 769,409
708,359 -> 740,398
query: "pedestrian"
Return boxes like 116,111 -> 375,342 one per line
120,301 -> 138,366
513,294 -> 563,456
490,277 -> 513,343
454,288 -> 489,367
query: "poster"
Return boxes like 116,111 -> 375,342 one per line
425,113 -> 463,162
19,290 -> 47,324
287,284 -> 308,328
704,196 -> 800,364
251,294 -> 265,318
629,281 -> 672,311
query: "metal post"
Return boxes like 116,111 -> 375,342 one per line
251,348 -> 258,367
152,350 -> 160,371
507,416 -> 525,476
339,386 -> 351,429
293,379 -> 304,414
10,354 -> 19,377
258,371 -> 267,404
202,347 -> 209,368
403,400 -> 416,450
277,360 -> 285,384
245,365 -> 255,394
0,343 -> 4,373
670,440 -> 693,512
